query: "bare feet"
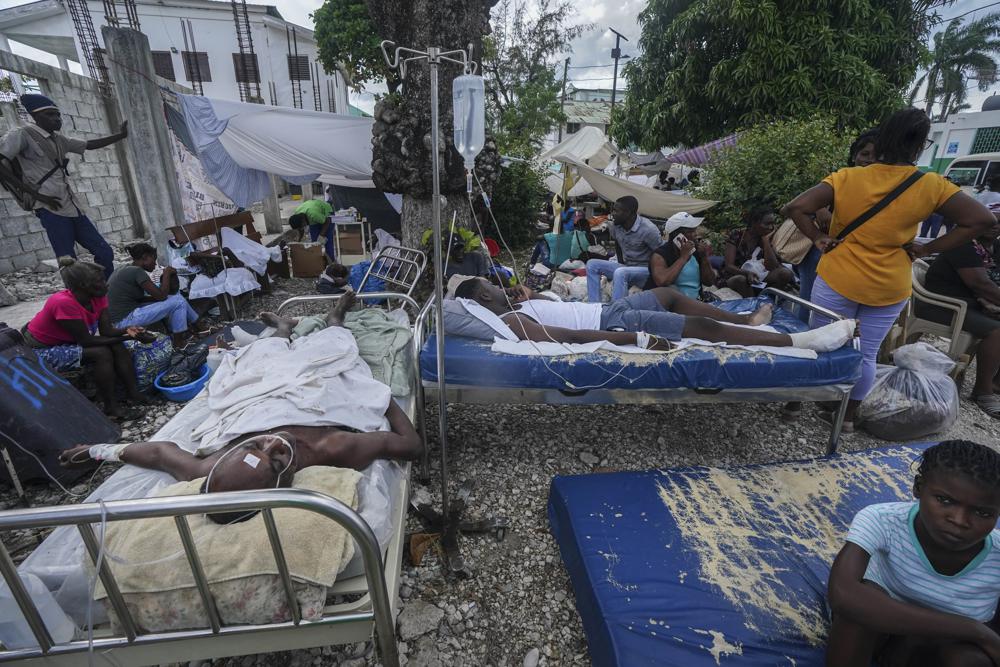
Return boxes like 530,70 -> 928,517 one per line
325,288 -> 357,328
259,311 -> 297,339
747,304 -> 774,326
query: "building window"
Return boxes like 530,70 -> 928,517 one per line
232,53 -> 260,83
972,127 -> 1000,155
151,51 -> 175,81
287,55 -> 311,81
181,51 -> 212,82
566,122 -> 581,134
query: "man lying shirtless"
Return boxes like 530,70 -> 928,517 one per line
59,400 -> 421,493
454,278 -> 856,352
60,290 -> 421,492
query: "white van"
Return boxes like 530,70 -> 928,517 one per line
943,152 -> 1000,193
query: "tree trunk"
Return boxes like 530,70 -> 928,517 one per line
364,0 -> 501,252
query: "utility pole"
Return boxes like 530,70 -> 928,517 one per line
609,27 -> 629,115
558,56 -> 569,142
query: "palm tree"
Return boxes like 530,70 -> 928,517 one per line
909,13 -> 1000,121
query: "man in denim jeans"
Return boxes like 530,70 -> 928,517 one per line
586,196 -> 662,302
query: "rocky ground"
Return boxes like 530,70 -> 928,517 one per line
3,265 -> 999,667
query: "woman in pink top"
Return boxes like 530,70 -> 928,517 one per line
24,258 -> 150,418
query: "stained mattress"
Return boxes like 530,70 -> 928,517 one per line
547,444 -> 933,666
421,297 -> 862,391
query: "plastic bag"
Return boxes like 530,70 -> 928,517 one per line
741,247 -> 768,283
857,342 -> 958,440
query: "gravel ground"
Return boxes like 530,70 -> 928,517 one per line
3,263 -> 1000,667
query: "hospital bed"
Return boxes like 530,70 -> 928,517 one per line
0,248 -> 428,667
547,443 -> 932,666
418,288 -> 863,456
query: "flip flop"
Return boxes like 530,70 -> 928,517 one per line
974,394 -> 1000,420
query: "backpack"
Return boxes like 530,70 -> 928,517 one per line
0,125 -> 69,212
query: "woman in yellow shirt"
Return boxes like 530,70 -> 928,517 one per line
782,108 -> 994,431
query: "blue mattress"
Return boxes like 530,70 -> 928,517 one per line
421,297 -> 862,390
547,444 -> 933,666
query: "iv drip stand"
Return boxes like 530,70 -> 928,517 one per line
380,41 -> 507,578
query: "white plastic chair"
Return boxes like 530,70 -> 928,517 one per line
902,258 -> 980,382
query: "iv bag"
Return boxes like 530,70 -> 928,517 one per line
452,74 -> 486,169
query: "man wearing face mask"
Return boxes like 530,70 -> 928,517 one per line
0,94 -> 128,278
585,196 -> 662,303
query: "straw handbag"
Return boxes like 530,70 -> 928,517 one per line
770,218 -> 815,265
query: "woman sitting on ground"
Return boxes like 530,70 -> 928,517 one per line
644,212 -> 716,299
23,257 -> 150,418
107,243 -> 205,347
826,440 -> 1000,667
720,205 -> 794,297
916,216 -> 1000,418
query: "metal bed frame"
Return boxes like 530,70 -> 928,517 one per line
416,287 -> 859,456
0,248 -> 431,666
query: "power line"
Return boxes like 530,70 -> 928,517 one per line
568,63 -> 616,69
932,0 -> 1000,25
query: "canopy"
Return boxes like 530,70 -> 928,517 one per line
665,133 -> 739,167
178,94 -> 377,207
540,126 -> 622,170
568,160 -> 716,218
544,172 -> 593,198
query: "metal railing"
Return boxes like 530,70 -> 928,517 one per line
0,489 -> 399,666
357,247 -> 428,298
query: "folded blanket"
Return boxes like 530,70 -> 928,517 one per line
96,465 -> 361,598
343,309 -> 413,396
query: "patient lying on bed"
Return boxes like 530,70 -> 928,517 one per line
454,278 -> 856,352
59,291 -> 422,491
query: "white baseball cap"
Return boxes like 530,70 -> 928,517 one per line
663,212 -> 705,236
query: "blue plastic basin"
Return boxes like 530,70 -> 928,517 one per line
154,364 -> 210,402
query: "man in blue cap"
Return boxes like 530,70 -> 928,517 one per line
0,93 -> 128,277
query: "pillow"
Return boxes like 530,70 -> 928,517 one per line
442,299 -> 499,340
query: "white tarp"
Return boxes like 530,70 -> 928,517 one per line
544,172 -> 593,197
568,160 -> 716,218
540,126 -> 622,170
206,98 -> 376,186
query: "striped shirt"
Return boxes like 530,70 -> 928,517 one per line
847,502 -> 1000,622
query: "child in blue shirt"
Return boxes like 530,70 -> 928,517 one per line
827,440 -> 1000,666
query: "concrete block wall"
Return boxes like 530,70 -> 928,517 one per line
0,51 -> 137,274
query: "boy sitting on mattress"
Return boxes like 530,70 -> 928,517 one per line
60,291 -> 422,492
826,440 -> 1000,666
453,277 -> 856,352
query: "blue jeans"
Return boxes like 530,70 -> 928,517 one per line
36,208 -> 114,278
586,259 -> 650,302
309,224 -> 335,261
599,290 -> 686,341
796,246 -> 821,324
115,293 -> 199,333
809,276 -> 907,401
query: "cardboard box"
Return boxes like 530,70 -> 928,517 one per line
337,229 -> 365,255
288,242 -> 325,277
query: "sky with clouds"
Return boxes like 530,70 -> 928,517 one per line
1,0 -> 999,113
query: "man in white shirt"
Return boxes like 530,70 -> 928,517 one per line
976,176 -> 1000,208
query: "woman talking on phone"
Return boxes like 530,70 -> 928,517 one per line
644,212 -> 717,299
782,107 -> 994,432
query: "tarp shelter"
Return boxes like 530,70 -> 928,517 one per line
177,94 -> 379,208
540,126 -> 622,170
568,160 -> 716,218
543,173 -> 593,198
665,133 -> 739,167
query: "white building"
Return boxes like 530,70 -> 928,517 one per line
543,84 -> 618,151
0,0 -> 349,113
917,96 -> 1000,173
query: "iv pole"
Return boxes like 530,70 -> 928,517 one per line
379,41 -> 506,578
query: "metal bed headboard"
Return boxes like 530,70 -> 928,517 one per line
0,489 -> 399,666
357,246 -> 427,299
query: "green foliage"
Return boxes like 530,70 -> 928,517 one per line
483,0 -> 591,157
614,0 -> 943,149
312,0 -> 398,93
909,14 -> 1000,121
483,160 -> 547,246
694,116 -> 855,231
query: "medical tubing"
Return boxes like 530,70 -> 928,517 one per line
0,428 -> 106,499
